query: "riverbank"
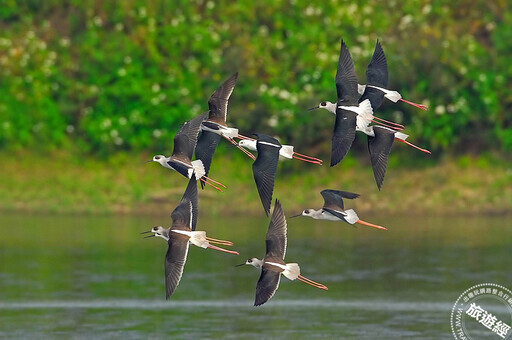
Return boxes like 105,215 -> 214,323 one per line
0,150 -> 510,216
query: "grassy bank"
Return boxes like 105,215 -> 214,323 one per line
0,149 -> 510,216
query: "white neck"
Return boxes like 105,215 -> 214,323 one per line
249,258 -> 264,269
319,101 -> 337,114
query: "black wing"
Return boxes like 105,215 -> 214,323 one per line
194,130 -> 221,189
365,40 -> 388,87
208,72 -> 238,123
164,236 -> 190,300
335,40 -> 359,106
265,200 -> 287,260
180,178 -> 198,231
254,268 -> 281,306
368,126 -> 395,190
330,108 -> 357,167
172,113 -> 207,160
171,198 -> 194,230
359,40 -> 388,111
253,135 -> 281,216
320,189 -> 360,211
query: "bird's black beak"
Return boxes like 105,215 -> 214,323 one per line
289,213 -> 302,218
307,106 -> 319,111
142,160 -> 153,164
143,234 -> 156,239
140,230 -> 152,234
235,263 -> 246,267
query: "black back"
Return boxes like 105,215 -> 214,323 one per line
195,130 -> 221,189
330,107 -> 357,167
265,200 -> 287,260
172,113 -> 207,160
252,134 -> 282,216
368,126 -> 395,190
320,189 -> 360,211
207,72 -> 238,123
335,40 -> 359,106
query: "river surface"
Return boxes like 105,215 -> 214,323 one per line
0,212 -> 511,339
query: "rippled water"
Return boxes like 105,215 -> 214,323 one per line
0,212 -> 511,338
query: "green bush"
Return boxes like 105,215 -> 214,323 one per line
0,1 -> 510,155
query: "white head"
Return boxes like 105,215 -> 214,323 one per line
290,208 -> 321,219
152,155 -> 168,166
238,139 -> 257,151
141,226 -> 169,241
315,101 -> 337,114
237,257 -> 263,269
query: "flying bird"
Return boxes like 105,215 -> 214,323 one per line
150,113 -> 226,191
357,41 -> 428,111
237,200 -> 328,306
238,138 -> 322,165
291,189 -> 387,230
199,72 -> 256,161
141,178 -> 238,300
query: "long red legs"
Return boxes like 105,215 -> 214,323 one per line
292,151 -> 323,163
207,244 -> 239,255
371,119 -> 404,131
399,98 -> 428,111
205,236 -> 233,246
223,136 -> 256,160
292,155 -> 322,165
396,139 -> 431,154
373,116 -> 405,129
236,134 -> 254,141
355,219 -> 388,231
203,175 -> 227,188
297,274 -> 328,290
199,177 -> 223,192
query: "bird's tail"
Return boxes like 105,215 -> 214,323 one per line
384,90 -> 402,103
191,160 -> 206,179
394,131 -> 409,141
358,99 -> 374,117
283,263 -> 301,280
280,145 -> 294,159
343,209 -> 359,225
188,231 -> 209,248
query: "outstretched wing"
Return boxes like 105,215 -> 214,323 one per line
330,108 -> 356,167
265,199 -> 287,260
368,126 -> 395,190
180,178 -> 198,231
171,198 -> 194,230
359,40 -> 388,110
164,235 -> 190,300
254,268 -> 281,306
208,73 -> 238,123
253,135 -> 281,216
335,40 -> 359,106
320,189 -> 360,211
172,113 -> 207,160
195,130 -> 221,189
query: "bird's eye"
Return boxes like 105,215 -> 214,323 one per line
152,227 -> 158,231
155,156 -> 161,160
248,259 -> 252,263
304,209 -> 310,214
320,101 -> 326,106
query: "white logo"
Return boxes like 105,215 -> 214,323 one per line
451,283 -> 512,339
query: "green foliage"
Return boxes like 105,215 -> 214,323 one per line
0,1 -> 510,154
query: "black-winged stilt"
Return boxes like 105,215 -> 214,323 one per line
150,113 -> 226,191
198,72 -> 256,160
291,189 -> 387,230
358,41 -> 428,111
238,138 -> 322,165
141,178 -> 238,299
236,200 -> 328,306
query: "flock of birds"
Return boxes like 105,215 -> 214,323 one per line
141,39 -> 430,306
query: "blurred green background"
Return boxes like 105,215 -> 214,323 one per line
0,1 -> 511,214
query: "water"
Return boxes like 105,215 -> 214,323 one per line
0,212 -> 511,338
